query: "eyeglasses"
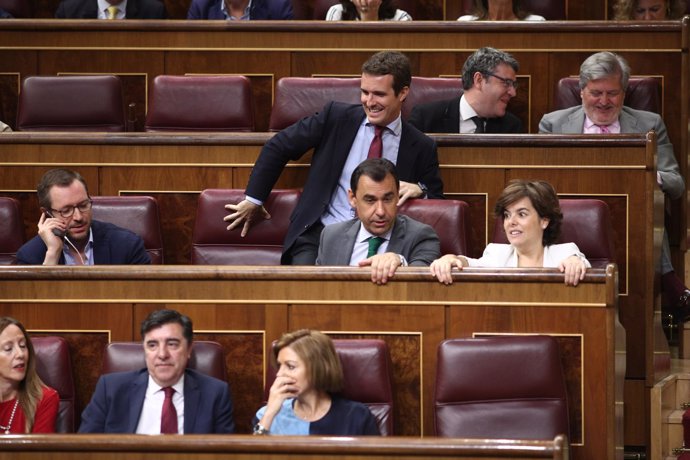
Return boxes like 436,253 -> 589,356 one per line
486,73 -> 519,90
50,199 -> 92,218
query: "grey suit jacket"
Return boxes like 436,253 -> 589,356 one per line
315,215 -> 440,266
539,105 -> 684,199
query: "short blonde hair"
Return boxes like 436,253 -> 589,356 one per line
272,330 -> 344,393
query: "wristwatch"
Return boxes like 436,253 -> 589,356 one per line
253,423 -> 269,435
417,182 -> 428,198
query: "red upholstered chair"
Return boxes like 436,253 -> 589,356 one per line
192,189 -> 300,265
145,75 -> 255,132
492,199 -> 615,269
404,77 -> 463,120
268,77 -> 361,131
91,196 -> 164,264
434,335 -> 569,440
102,341 -> 227,382
553,77 -> 661,114
459,0 -> 566,19
32,336 -> 76,433
398,198 -> 470,256
16,75 -> 126,132
0,0 -> 30,17
265,339 -> 394,435
0,197 -> 24,265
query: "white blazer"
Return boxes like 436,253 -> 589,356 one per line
463,243 -> 591,268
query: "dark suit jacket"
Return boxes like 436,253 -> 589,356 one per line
408,96 -> 523,134
244,101 -> 444,263
79,368 -> 235,433
0,8 -> 13,18
55,0 -> 167,18
315,215 -> 440,266
187,0 -> 293,19
16,220 -> 151,265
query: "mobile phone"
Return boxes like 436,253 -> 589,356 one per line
44,212 -> 66,238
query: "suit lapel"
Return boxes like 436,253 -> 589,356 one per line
562,108 -> 586,133
618,109 -> 638,133
337,221 -> 360,265
396,122 -> 418,179
183,371 -> 200,434
385,217 -> 406,254
442,98 -> 461,132
90,221 -> 109,264
126,0 -> 140,18
128,372 -> 148,432
82,0 -> 99,18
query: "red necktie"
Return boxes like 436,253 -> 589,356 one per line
160,387 -> 178,434
367,125 -> 384,159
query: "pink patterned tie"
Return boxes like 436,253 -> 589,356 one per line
160,387 -> 178,434
598,124 -> 610,134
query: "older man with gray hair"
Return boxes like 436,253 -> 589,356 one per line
539,51 -> 688,319
408,47 -> 523,134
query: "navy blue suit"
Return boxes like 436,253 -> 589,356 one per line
245,101 -> 443,264
79,368 -> 235,433
55,0 -> 167,18
0,8 -> 13,18
408,96 -> 523,134
16,220 -> 151,265
187,0 -> 293,19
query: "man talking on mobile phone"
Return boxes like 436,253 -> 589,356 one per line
16,168 -> 150,265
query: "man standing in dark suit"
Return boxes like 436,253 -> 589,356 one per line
316,158 -> 440,285
16,168 -> 150,265
79,309 -> 235,433
408,47 -> 523,134
55,0 -> 167,19
224,51 -> 444,265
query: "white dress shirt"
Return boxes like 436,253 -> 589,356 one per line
135,375 -> 185,434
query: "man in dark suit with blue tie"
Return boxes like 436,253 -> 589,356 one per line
224,51 -> 444,265
408,47 -> 523,134
79,309 -> 235,434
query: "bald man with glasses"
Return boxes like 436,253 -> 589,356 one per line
408,47 -> 523,134
17,168 -> 150,265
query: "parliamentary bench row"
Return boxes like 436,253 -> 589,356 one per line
0,264 -> 620,460
0,191 -> 614,269
6,73 -> 662,137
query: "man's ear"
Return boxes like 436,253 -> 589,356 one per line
473,71 -> 484,87
348,189 -> 357,209
398,86 -> 410,103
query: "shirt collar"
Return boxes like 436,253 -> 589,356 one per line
146,373 -> 185,397
459,94 -> 479,121
221,0 -> 252,20
364,113 -> 402,137
355,221 -> 394,244
98,0 -> 127,16
583,115 -> 621,132
62,227 -> 94,265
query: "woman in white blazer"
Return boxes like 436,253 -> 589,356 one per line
430,180 -> 590,286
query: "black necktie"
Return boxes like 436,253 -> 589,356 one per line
472,116 -> 485,133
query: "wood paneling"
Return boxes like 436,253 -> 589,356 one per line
0,265 -> 621,460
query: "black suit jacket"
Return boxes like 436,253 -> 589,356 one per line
55,0 -> 167,18
244,101 -> 443,263
408,97 -> 523,133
